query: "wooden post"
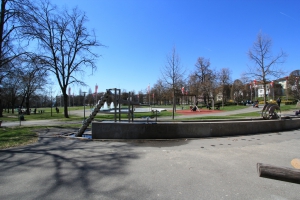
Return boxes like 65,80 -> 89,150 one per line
257,163 -> 300,184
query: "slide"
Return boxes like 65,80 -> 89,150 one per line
76,90 -> 111,137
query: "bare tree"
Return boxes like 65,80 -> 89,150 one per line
152,79 -> 165,105
18,56 -> 48,115
137,90 -> 144,105
193,57 -> 215,105
247,32 -> 287,104
288,70 -> 300,101
161,47 -> 185,119
187,73 -> 199,97
86,88 -> 93,107
0,0 -> 32,117
231,79 -> 244,105
20,0 -> 102,118
217,68 -> 231,107
1,70 -> 21,113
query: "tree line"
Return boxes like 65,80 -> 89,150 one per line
142,32 -> 287,119
0,0 -> 289,119
0,0 -> 101,118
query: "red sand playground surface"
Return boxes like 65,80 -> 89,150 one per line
174,109 -> 224,115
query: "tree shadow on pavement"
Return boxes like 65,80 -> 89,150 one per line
0,128 -> 147,199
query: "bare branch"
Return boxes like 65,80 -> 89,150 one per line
247,32 -> 287,103
18,0 -> 103,118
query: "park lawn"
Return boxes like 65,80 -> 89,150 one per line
174,116 -> 241,120
0,115 -> 19,122
94,110 -> 177,120
158,105 -> 249,111
214,105 -> 251,111
0,124 -> 84,149
0,105 -> 257,122
135,110 -> 179,118
173,111 -> 261,121
1,111 -> 82,122
229,111 -> 261,118
279,104 -> 298,111
0,126 -> 39,149
1,104 -> 295,122
1,109 -> 175,122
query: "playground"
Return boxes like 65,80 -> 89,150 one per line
175,108 -> 223,115
69,88 -> 298,140
1,88 -> 300,199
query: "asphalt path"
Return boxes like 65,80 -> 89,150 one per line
0,127 -> 299,199
1,106 -> 299,199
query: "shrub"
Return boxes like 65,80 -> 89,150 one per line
284,101 -> 295,105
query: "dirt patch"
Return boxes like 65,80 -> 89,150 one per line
175,109 -> 224,115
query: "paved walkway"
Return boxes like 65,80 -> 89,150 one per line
1,106 -> 299,199
0,127 -> 299,199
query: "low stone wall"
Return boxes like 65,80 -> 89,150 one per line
92,118 -> 300,139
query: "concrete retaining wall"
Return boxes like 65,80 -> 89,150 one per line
92,118 -> 300,139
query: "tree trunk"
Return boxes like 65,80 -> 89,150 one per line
25,95 -> 30,115
222,91 -> 224,108
11,98 -> 16,114
263,84 -> 267,104
0,0 -> 6,118
63,93 -> 69,118
257,163 -> 300,184
0,99 -> 3,117
172,90 -> 175,120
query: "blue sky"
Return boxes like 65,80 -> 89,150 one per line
50,0 -> 300,95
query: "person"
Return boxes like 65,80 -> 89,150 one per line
276,97 -> 281,107
295,110 -> 300,115
206,103 -> 211,110
56,107 -> 59,113
190,105 -> 196,111
190,105 -> 199,111
253,100 -> 259,108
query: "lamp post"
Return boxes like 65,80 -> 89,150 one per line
50,88 -> 52,117
82,91 -> 87,121
0,84 -> 3,120
295,76 -> 299,101
253,80 -> 257,100
286,76 -> 289,101
250,83 -> 252,102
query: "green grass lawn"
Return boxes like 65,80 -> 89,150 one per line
94,110 -> 177,120
174,112 -> 261,121
230,111 -> 261,118
0,104 -> 297,149
0,126 -> 39,149
1,104 -> 297,122
0,124 -> 83,149
278,104 -> 298,111
1,111 -> 82,122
